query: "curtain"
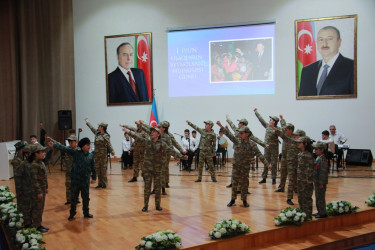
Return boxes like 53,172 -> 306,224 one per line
0,0 -> 75,145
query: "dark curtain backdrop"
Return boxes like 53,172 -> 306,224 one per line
0,0 -> 75,145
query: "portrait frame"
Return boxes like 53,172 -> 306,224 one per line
295,15 -> 357,100
105,32 -> 153,106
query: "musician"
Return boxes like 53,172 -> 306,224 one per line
180,129 -> 196,171
329,125 -> 347,167
215,128 -> 228,166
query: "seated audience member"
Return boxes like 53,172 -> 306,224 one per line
121,132 -> 134,169
191,130 -> 200,164
318,130 -> 335,157
30,135 -> 39,145
215,128 -> 228,166
329,125 -> 347,167
180,129 -> 195,171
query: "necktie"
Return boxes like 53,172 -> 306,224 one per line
317,64 -> 329,95
127,71 -> 139,98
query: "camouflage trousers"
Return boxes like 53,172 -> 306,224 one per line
17,194 -> 32,225
31,190 -> 46,228
231,164 -> 251,201
70,180 -> 90,217
314,183 -> 327,216
153,154 -> 169,189
277,158 -> 287,190
287,161 -> 298,200
262,146 -> 279,179
66,171 -> 72,202
94,152 -> 108,187
297,180 -> 313,218
197,151 -> 216,181
144,169 -> 162,207
132,149 -> 145,178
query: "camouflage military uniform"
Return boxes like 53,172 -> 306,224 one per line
50,138 -> 74,203
255,111 -> 279,179
12,156 -> 32,225
128,130 -> 183,209
124,125 -> 147,179
30,158 -> 48,228
314,154 -> 329,216
187,121 -> 217,181
297,150 -> 314,218
274,122 -> 300,199
86,121 -> 115,187
226,117 -> 266,189
53,143 -> 96,218
224,127 -> 269,201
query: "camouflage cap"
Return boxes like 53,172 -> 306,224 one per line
150,126 -> 161,134
238,126 -> 251,133
313,141 -> 326,149
204,120 -> 214,127
22,144 -> 33,153
237,118 -> 248,126
284,123 -> 294,130
14,141 -> 27,151
269,116 -> 280,122
294,129 -> 306,137
157,121 -> 170,128
67,135 -> 78,141
31,144 -> 47,153
295,136 -> 311,143
98,122 -> 108,128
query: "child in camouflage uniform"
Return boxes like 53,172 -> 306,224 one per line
295,136 -> 314,219
312,142 -> 329,218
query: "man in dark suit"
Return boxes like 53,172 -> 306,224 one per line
252,41 -> 272,80
299,26 -> 354,96
108,42 -> 149,103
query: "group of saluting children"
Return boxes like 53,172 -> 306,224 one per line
11,108 -> 330,236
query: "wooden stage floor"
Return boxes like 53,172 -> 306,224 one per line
1,160 -> 375,249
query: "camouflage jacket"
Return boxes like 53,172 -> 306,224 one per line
187,121 -> 216,155
128,131 -> 183,171
226,117 -> 266,148
86,121 -> 115,155
30,159 -> 48,194
255,111 -> 279,145
297,151 -> 314,183
223,128 -> 269,166
314,155 -> 329,185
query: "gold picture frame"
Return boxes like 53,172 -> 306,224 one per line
105,32 -> 153,105
295,15 -> 357,100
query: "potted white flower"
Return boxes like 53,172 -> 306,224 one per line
209,218 -> 250,240
274,207 -> 307,226
135,229 -> 182,249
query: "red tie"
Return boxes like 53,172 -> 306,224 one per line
127,71 -> 139,98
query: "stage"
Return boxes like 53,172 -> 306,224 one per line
1,160 -> 375,249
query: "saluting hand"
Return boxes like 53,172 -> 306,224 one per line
253,108 -> 257,113
84,118 -> 88,123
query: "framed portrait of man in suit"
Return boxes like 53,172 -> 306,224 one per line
105,32 -> 153,105
295,15 -> 357,100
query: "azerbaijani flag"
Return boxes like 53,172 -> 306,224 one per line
149,97 -> 159,127
134,34 -> 152,101
297,21 -> 317,89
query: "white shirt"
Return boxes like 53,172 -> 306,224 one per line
181,137 -> 199,151
330,132 -> 347,145
122,138 -> 134,151
118,65 -> 137,84
318,138 -> 334,153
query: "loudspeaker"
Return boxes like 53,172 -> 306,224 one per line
346,149 -> 373,166
58,110 -> 72,130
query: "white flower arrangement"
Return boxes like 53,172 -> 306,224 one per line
274,207 -> 307,226
365,192 -> 375,207
209,218 -> 250,240
326,200 -> 358,216
0,190 -> 16,204
135,229 -> 182,249
15,228 -> 46,250
0,187 -> 45,250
